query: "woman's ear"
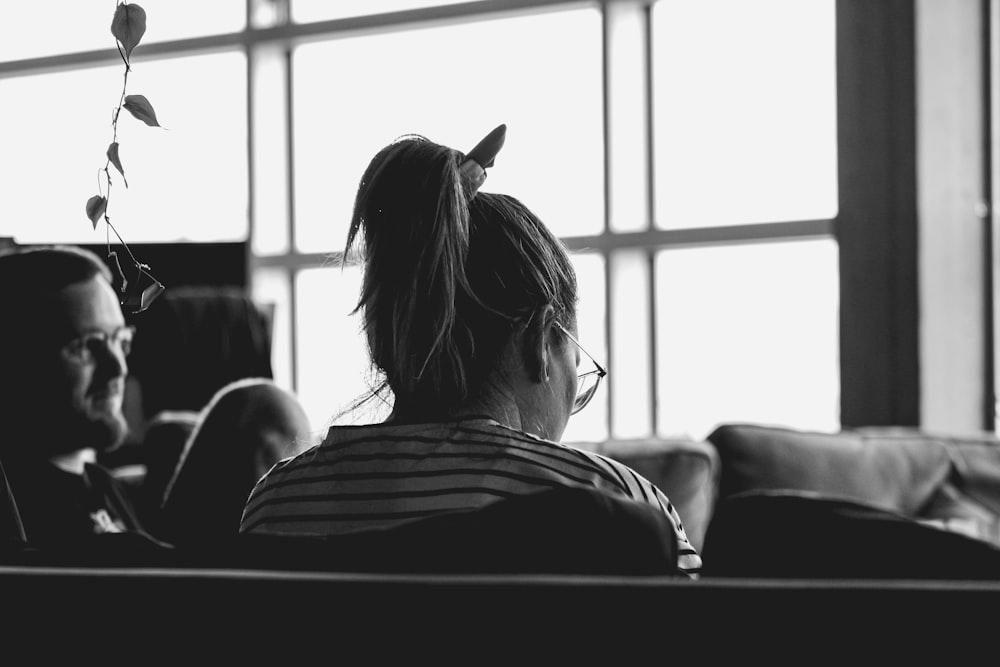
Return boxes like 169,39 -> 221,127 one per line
521,305 -> 556,383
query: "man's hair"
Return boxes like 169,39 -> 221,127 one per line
0,244 -> 112,302
0,245 -> 115,345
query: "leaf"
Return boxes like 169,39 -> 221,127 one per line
111,3 -> 147,63
120,272 -> 164,313
106,142 -> 127,187
123,94 -> 161,128
86,195 -> 107,229
108,250 -> 128,291
138,280 -> 165,312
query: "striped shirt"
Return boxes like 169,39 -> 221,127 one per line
240,416 -> 701,577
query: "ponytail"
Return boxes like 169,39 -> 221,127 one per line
345,136 -> 478,408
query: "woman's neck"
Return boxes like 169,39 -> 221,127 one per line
387,393 -> 523,431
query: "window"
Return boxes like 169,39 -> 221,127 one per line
651,0 -> 838,228
295,264 -> 377,428
285,5 -> 606,432
291,7 -> 603,253
1,51 -> 248,244
655,238 -> 840,439
0,0 -> 245,62
563,252 -> 608,443
647,0 -> 839,438
3,0 -> 843,445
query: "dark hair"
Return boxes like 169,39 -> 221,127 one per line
0,244 -> 113,302
345,135 -> 577,418
0,245 -> 114,337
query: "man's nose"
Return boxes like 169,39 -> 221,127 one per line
94,338 -> 128,377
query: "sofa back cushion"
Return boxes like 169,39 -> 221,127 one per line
707,423 -> 951,516
599,438 -> 718,552
886,429 -> 1000,546
931,431 -> 1000,514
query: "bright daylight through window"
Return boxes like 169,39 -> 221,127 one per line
0,0 -> 838,444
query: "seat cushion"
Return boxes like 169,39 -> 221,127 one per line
708,423 -> 951,516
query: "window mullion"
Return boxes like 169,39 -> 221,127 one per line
605,0 -> 655,439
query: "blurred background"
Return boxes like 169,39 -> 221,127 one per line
0,0 -> 991,446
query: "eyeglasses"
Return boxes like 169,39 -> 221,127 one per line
554,322 -> 608,415
60,325 -> 135,365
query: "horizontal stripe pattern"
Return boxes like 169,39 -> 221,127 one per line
239,417 -> 701,577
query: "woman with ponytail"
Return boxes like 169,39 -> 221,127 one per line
240,126 -> 701,578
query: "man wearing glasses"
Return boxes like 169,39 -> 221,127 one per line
0,244 -> 150,544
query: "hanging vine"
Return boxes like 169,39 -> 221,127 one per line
85,0 -> 164,313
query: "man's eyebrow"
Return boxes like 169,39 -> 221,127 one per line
64,325 -> 127,338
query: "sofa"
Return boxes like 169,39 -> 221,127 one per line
602,423 -> 1000,575
117,416 -> 1000,574
10,422 -> 1000,657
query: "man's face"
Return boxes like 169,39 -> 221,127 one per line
35,275 -> 131,456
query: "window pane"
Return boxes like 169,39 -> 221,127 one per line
292,0 -> 481,23
655,239 -> 840,440
1,52 -> 248,244
0,1 -> 245,62
251,267 -> 294,392
651,0 -> 837,228
295,265 -> 385,431
609,249 -> 653,439
292,8 -> 604,253
250,46 -> 291,256
562,252 -> 608,444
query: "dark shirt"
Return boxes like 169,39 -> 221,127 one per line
3,456 -> 149,545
